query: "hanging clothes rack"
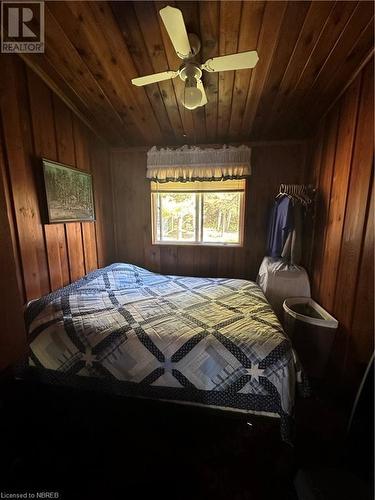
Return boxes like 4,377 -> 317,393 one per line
267,184 -> 316,265
275,184 -> 315,206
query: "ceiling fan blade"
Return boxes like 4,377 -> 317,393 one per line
131,70 -> 179,87
202,51 -> 259,72
196,80 -> 207,106
159,6 -> 191,59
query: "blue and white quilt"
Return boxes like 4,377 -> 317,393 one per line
25,263 -> 306,441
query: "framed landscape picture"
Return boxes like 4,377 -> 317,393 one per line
42,159 -> 95,223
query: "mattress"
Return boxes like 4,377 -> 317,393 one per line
25,263 -> 307,442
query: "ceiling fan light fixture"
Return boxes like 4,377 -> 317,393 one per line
183,77 -> 202,110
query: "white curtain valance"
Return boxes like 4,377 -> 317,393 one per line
146,145 -> 251,182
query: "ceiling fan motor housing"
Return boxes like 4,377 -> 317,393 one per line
186,33 -> 201,58
179,63 -> 202,82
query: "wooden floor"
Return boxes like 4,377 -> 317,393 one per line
0,378 -> 371,500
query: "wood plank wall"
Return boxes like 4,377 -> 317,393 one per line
111,143 -> 307,281
0,55 -> 115,304
0,125 -> 26,371
309,59 -> 374,394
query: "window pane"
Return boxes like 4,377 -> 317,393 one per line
202,192 -> 242,244
158,193 -> 196,242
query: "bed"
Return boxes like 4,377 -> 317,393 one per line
25,263 -> 307,442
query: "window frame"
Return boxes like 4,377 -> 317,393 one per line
151,180 -> 246,247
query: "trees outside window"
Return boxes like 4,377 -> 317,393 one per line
151,180 -> 245,246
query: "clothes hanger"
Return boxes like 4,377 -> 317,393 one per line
275,183 -> 285,199
294,185 -> 306,205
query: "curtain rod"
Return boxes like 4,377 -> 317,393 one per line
111,139 -> 307,154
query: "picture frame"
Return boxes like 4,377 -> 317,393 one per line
42,158 -> 95,223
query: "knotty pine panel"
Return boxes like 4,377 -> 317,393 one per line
309,59 -> 374,396
0,55 -> 115,303
19,1 -> 373,146
0,110 -> 27,371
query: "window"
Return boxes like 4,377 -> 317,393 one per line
151,180 -> 245,246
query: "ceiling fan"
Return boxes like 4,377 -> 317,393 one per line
131,6 -> 259,110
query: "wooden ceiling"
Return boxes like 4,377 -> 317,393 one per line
20,1 -> 374,147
